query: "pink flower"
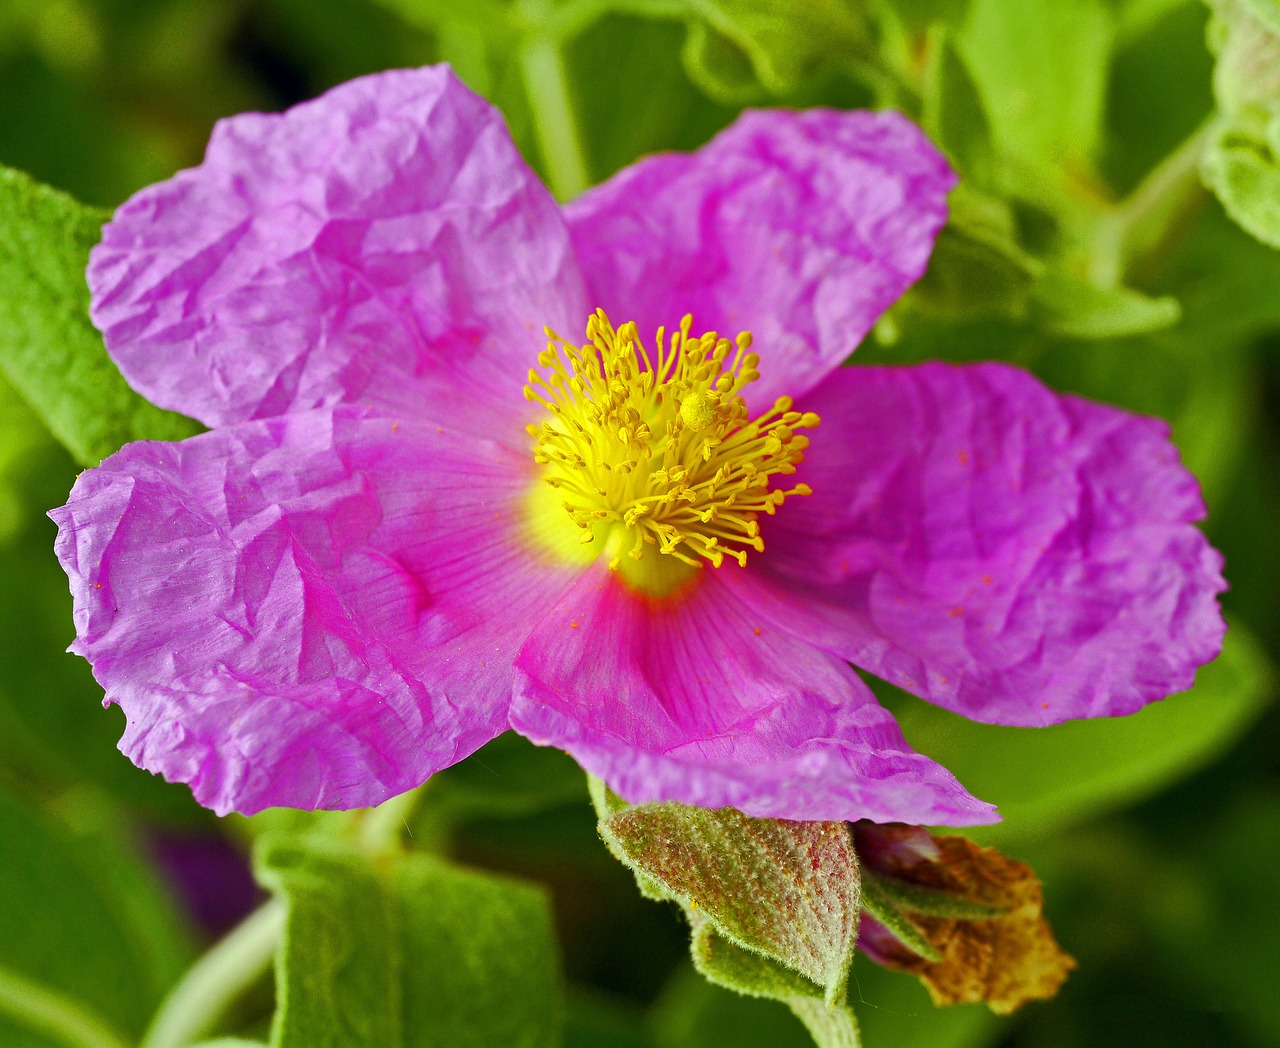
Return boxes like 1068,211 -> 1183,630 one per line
51,67 -> 1226,820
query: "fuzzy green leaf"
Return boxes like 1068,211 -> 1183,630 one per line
689,917 -> 825,1001
257,840 -> 562,1048
0,166 -> 200,466
863,871 -> 1009,921
598,801 -> 859,1004
858,878 -> 943,964
690,920 -> 861,1048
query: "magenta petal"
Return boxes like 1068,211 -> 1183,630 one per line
50,407 -> 580,815
508,567 -> 997,826
90,66 -> 585,436
564,108 -> 954,410
753,363 -> 1227,726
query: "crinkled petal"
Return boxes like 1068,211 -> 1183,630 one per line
50,406 -> 580,815
564,107 -> 954,410
89,66 -> 585,436
508,567 -> 996,826
750,363 -> 1227,726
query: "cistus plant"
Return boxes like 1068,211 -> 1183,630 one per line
0,2 -> 1276,1048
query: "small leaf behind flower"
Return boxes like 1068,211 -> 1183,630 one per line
690,919 -> 861,1048
859,877 -> 943,964
689,915 -> 824,1000
865,871 -> 1008,921
599,802 -> 860,1005
0,166 -> 201,466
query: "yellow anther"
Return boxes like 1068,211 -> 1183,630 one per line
679,391 -> 719,432
523,309 -> 819,573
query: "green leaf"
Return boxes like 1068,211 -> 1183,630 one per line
1116,0 -> 1200,44
689,918 -> 825,1001
875,620 -> 1274,842
910,186 -> 1042,320
0,964 -> 131,1048
1030,267 -> 1181,337
1206,0 -> 1280,112
1201,112 -> 1280,249
190,1041 -> 270,1047
857,878 -> 942,963
587,778 -> 669,900
569,13 -> 739,184
633,0 -> 871,101
0,436 -> 200,821
598,802 -> 860,1004
373,0 -> 513,35
691,923 -> 861,1048
0,784 -> 192,1047
678,18 -> 761,102
0,166 -> 201,466
0,373 -> 46,544
1237,0 -> 1280,34
696,0 -> 872,97
876,0 -> 971,33
958,0 -> 1114,197
1202,0 -> 1280,247
922,29 -> 995,183
256,839 -> 563,1048
861,871 -> 1007,921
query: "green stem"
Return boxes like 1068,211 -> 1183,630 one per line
1092,118 -> 1214,285
518,22 -> 590,200
359,784 -> 428,856
788,997 -> 863,1048
141,899 -> 285,1048
0,964 -> 131,1048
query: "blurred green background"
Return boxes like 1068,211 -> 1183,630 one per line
1,1 -> 1278,1046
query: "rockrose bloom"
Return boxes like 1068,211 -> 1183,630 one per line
51,66 -> 1226,821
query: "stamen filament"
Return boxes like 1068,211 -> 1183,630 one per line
524,309 -> 819,572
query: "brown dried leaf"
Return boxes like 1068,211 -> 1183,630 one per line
860,828 -> 1075,1014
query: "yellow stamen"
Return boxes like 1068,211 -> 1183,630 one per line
524,309 -> 818,592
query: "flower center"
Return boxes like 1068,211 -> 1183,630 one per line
523,309 -> 818,589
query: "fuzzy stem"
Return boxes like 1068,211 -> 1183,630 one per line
140,899 -> 285,1048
